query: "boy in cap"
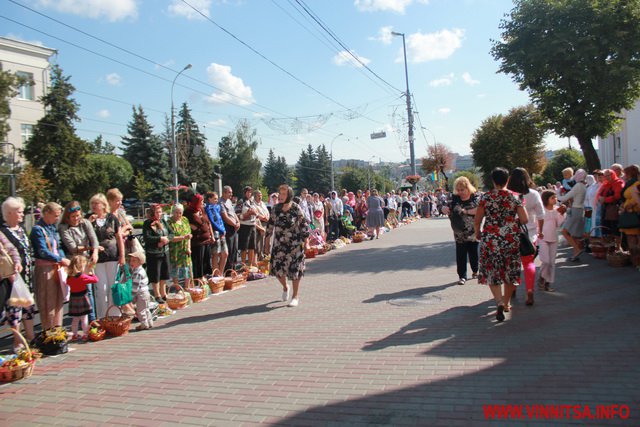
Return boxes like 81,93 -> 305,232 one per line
128,251 -> 154,331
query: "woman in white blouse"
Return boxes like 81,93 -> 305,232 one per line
558,169 -> 587,262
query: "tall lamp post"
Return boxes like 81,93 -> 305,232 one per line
392,31 -> 416,192
330,133 -> 344,192
171,63 -> 192,203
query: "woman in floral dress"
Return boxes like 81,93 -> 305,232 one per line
474,167 -> 528,322
265,185 -> 310,308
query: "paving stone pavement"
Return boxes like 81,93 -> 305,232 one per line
0,218 -> 638,426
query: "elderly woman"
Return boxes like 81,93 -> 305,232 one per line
311,193 -> 325,240
598,169 -> 625,250
88,193 -> 125,319
265,185 -> 311,307
443,177 -> 480,286
253,190 -> 270,262
508,168 -> 544,305
0,197 -> 32,351
558,169 -> 587,262
366,189 -> 385,239
143,204 -> 173,302
30,202 -> 70,330
58,201 -> 100,321
475,168 -> 528,322
167,203 -> 193,289
184,194 -> 213,281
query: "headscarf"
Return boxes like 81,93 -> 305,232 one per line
585,175 -> 595,186
573,169 -> 587,183
189,194 -> 203,212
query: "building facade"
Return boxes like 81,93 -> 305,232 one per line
597,99 -> 640,168
0,37 -> 57,158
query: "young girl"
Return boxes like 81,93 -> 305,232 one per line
66,255 -> 99,341
538,190 -> 566,292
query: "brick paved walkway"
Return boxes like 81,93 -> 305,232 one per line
0,218 -> 638,426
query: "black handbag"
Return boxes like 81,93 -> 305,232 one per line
519,224 -> 536,257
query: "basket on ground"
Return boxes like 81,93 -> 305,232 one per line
589,226 -> 615,259
607,250 -> 631,268
187,279 -> 207,303
352,232 -> 366,243
102,305 -> 132,337
166,284 -> 189,310
224,269 -> 243,291
305,247 -> 317,258
88,320 -> 106,342
0,329 -> 36,382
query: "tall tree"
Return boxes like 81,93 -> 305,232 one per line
263,149 -> 291,193
471,105 -> 547,186
294,145 -> 316,193
175,102 -> 215,192
218,120 -> 262,194
17,164 -> 49,206
491,0 -> 640,172
314,144 -> 332,194
0,70 -> 26,142
121,105 -> 170,201
21,65 -> 90,201
74,154 -> 133,204
88,135 -> 115,155
421,143 -> 454,186
338,163 -> 368,192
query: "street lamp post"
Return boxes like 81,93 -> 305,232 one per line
330,133 -> 344,192
171,63 -> 192,203
392,31 -> 417,192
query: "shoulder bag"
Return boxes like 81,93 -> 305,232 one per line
519,224 -> 536,257
0,243 -> 15,279
111,264 -> 133,306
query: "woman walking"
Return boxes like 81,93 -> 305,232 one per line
443,177 -> 480,285
507,168 -> 544,305
366,189 -> 386,239
475,168 -> 528,322
558,169 -> 587,261
265,185 -> 310,307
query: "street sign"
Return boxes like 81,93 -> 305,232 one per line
370,131 -> 386,139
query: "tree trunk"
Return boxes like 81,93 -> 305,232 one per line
577,136 -> 601,172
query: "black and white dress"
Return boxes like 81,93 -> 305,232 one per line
266,202 -> 310,280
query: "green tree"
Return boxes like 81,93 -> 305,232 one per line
449,170 -> 482,192
17,164 -> 49,206
88,135 -> 115,155
294,145 -> 316,193
175,102 -> 215,193
263,149 -> 291,193
74,154 -> 133,203
21,65 -> 90,201
133,171 -> 153,217
121,105 -> 170,201
491,0 -> 640,172
218,120 -> 262,194
314,144 -> 332,194
338,163 -> 368,191
538,148 -> 586,186
471,105 -> 547,186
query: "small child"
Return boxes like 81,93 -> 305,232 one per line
538,190 -> 566,292
128,251 -> 153,331
66,255 -> 98,341
561,167 -> 575,195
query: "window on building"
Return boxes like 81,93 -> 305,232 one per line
21,124 -> 33,143
16,71 -> 34,100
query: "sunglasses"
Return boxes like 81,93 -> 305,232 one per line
69,206 -> 81,213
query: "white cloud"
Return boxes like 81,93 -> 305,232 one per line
355,0 -> 417,14
35,0 -> 138,21
253,112 -> 270,118
438,107 -> 451,114
206,63 -> 255,106
403,28 -> 465,63
105,73 -> 122,86
477,93 -> 487,99
333,50 -> 371,68
369,26 -> 394,45
207,119 -> 226,127
429,73 -> 454,87
462,72 -> 480,86
97,109 -> 111,118
4,33 -> 44,46
168,0 -> 211,20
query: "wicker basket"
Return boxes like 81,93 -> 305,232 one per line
88,320 -> 106,342
0,329 -> 36,382
305,247 -> 317,258
102,305 -> 132,337
187,279 -> 207,303
352,232 -> 366,243
166,285 -> 189,310
224,269 -> 243,291
607,250 -> 631,268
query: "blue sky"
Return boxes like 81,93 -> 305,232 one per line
3,0 -> 569,166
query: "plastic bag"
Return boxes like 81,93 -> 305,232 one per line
7,274 -> 34,307
57,266 -> 70,303
111,265 -> 133,306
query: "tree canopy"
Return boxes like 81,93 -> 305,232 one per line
263,149 -> 291,194
491,0 -> 640,171
471,105 -> 547,186
0,70 -> 24,142
218,120 -> 262,194
538,148 -> 586,186
175,102 -> 216,193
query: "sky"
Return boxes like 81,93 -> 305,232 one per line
2,0 -> 570,166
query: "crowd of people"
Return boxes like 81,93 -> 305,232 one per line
1,161 -> 637,351
442,162 -> 640,322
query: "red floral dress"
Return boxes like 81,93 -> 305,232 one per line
478,189 -> 522,286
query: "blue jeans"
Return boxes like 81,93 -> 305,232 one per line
86,282 -> 96,322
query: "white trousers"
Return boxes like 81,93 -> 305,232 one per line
538,240 -> 558,284
94,261 -> 118,318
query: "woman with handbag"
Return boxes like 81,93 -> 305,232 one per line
474,167 -> 528,322
1,197 -> 36,352
558,169 -> 588,262
87,193 -> 125,319
619,165 -> 640,256
143,204 -> 174,303
598,169 -> 625,251
59,201 -> 100,322
30,202 -> 70,330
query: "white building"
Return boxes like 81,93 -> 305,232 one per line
597,99 -> 640,168
0,37 -> 57,158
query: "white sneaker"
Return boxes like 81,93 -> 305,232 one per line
288,298 -> 299,307
281,287 -> 290,302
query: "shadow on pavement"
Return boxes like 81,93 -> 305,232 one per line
152,302 -> 280,330
362,282 -> 456,304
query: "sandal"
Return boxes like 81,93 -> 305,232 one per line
496,305 -> 505,322
526,291 -> 534,306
